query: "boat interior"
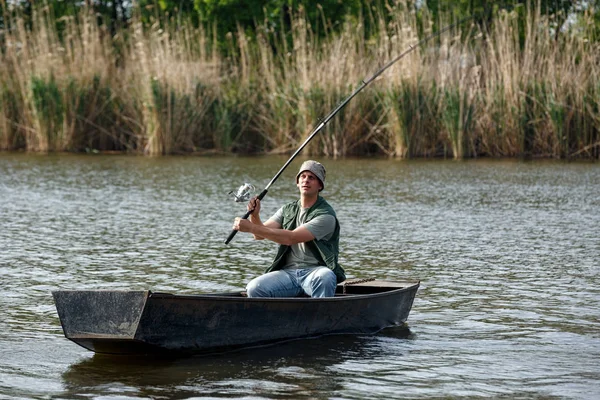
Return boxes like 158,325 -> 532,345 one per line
149,280 -> 419,299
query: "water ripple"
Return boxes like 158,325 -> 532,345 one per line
1,155 -> 599,399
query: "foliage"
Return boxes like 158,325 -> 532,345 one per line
1,1 -> 599,158
3,1 -> 599,51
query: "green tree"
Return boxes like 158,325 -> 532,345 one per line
0,0 -> 130,36
137,0 -> 200,26
420,0 -> 581,30
192,0 -> 363,42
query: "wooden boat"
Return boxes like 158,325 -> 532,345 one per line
52,279 -> 419,355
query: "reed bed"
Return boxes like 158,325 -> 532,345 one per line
1,4 -> 598,158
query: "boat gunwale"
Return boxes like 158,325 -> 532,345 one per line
147,281 -> 420,302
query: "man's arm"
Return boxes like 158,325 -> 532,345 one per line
234,218 -> 315,246
250,218 -> 281,241
244,197 -> 283,240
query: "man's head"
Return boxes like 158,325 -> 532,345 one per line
296,160 -> 326,192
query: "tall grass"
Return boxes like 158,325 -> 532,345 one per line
1,3 -> 598,158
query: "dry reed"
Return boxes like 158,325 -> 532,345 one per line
1,3 -> 598,158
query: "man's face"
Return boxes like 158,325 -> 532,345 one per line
297,171 -> 322,195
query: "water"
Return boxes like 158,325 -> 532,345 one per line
1,154 -> 599,399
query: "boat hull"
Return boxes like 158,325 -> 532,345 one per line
53,280 -> 419,355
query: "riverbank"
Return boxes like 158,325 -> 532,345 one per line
1,5 -> 599,159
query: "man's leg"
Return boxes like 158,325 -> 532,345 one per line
298,267 -> 337,298
246,270 -> 303,298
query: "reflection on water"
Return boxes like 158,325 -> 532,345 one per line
62,330 -> 412,399
1,154 -> 599,399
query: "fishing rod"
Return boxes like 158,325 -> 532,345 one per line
225,13 -> 477,245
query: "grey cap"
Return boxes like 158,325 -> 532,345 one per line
296,160 -> 326,191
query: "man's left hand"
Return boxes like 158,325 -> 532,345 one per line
233,217 -> 253,233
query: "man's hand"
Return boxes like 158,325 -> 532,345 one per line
247,197 -> 261,216
233,217 -> 253,233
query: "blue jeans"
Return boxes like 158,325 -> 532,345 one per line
246,267 -> 337,298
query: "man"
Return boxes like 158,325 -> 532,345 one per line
232,160 -> 345,298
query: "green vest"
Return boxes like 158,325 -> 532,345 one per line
265,196 -> 346,283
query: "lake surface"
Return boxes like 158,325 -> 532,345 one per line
1,154 -> 599,399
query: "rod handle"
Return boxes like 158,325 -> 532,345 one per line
224,189 -> 268,245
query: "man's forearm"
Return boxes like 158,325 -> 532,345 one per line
248,214 -> 265,240
248,224 -> 295,246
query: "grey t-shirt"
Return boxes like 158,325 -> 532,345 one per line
269,206 -> 336,269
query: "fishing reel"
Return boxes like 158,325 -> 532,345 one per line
228,183 -> 256,203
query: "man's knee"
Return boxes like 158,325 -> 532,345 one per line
246,272 -> 288,297
310,268 -> 337,297
246,278 -> 266,297
316,267 -> 336,281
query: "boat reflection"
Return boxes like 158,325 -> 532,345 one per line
61,327 -> 413,399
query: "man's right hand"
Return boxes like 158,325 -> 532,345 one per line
247,196 -> 261,216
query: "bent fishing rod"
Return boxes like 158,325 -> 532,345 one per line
225,14 -> 476,245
